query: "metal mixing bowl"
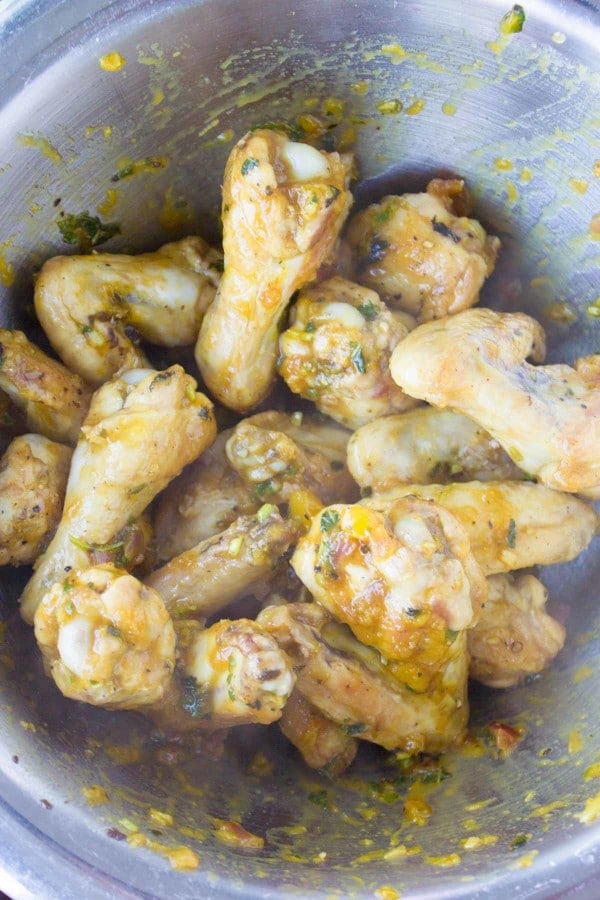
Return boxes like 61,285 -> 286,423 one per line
1,1 -> 600,896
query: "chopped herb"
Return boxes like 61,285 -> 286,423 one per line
308,789 -> 329,810
64,600 -> 75,614
374,781 -> 400,803
118,817 -> 139,834
445,628 -> 459,643
325,185 -> 341,207
350,344 -> 367,374
375,206 -> 393,224
198,406 -> 211,420
500,4 -> 525,34
341,722 -> 367,736
63,581 -> 73,594
111,163 -> 134,181
305,321 -> 316,333
249,120 -> 304,140
432,217 -> 461,243
361,486 -> 373,498
149,372 -> 173,390
127,484 -> 147,496
405,607 -> 423,619
507,518 -> 517,548
361,236 -> 389,270
330,459 -> 344,470
509,833 -> 529,850
226,655 -> 236,701
107,624 -> 122,639
213,257 -> 224,273
81,325 -> 92,335
241,157 -> 259,176
57,211 -> 120,252
256,504 -> 277,524
413,764 -> 450,785
320,509 -> 340,532
179,675 -> 210,719
69,534 -> 124,553
358,300 -> 378,320
255,480 -> 275,499
321,132 -> 336,152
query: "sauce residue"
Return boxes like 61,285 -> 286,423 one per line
127,832 -> 199,870
17,134 -> 62,165
99,52 -> 126,72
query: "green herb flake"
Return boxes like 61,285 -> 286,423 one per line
127,484 -> 147,496
445,628 -> 459,643
374,781 -> 400,803
107,624 -> 122,639
62,581 -> 73,594
350,344 -> 367,375
325,185 -> 341,208
509,833 -> 529,850
241,157 -> 259,176
341,722 -> 367,736
64,600 -> 75,614
405,607 -> 423,619
330,459 -> 344,471
358,300 -> 378,320
179,675 -> 210,719
375,206 -> 393,224
308,789 -> 329,810
500,4 -> 525,34
364,236 -> 389,266
57,211 -> 121,252
320,509 -> 340,532
507,518 -> 517,548
305,321 -> 316,333
255,480 -> 275,500
249,120 -> 304,141
226,655 -> 236,701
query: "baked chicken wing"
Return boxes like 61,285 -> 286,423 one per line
345,179 -> 500,321
364,482 -> 598,575
195,128 -> 353,411
278,276 -> 417,429
35,237 -> 222,385
258,602 -> 469,754
347,408 -> 523,493
20,366 -> 216,623
0,329 -> 91,444
390,307 -> 600,496
468,573 -> 566,688
291,498 -> 485,694
0,434 -> 72,566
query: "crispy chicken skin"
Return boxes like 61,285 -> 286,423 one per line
151,618 -> 295,732
0,329 -> 91,444
35,237 -> 222,385
225,410 -> 357,504
154,411 -> 356,561
195,129 -> 353,412
347,408 -> 523,493
20,366 -> 216,624
0,435 -> 72,566
258,602 -> 469,754
34,564 -> 176,709
278,276 -> 417,429
364,482 -> 598,576
145,504 -> 298,619
468,573 -> 566,688
292,498 -> 485,694
390,307 -> 600,496
345,180 -> 500,322
279,690 -> 358,776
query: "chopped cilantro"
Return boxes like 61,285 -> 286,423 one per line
308,789 -> 329,810
305,321 -> 316,333
330,459 -> 344,470
255,480 -> 275,499
509,833 -> 529,850
107,624 -> 122,639
445,628 -> 459,643
325,185 -> 341,207
365,236 -> 389,265
320,509 -> 340,532
405,607 -> 423,619
249,121 -> 304,141
432,217 -> 461,243
341,722 -> 367,736
500,4 -> 525,34
241,157 -> 259,176
358,300 -> 378,320
507,518 -> 517,548
57,211 -> 120,252
179,675 -> 209,718
350,344 -> 366,375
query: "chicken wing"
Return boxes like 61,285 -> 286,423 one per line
34,563 -> 176,708
390,307 -> 600,496
0,435 -> 72,566
279,689 -> 358,776
20,366 -> 216,623
0,390 -> 26,439
0,329 -> 91,444
291,498 -> 485,695
145,504 -> 298,619
195,128 -> 353,411
225,410 -> 357,504
154,410 -> 356,561
363,482 -> 598,575
345,179 -> 500,321
151,617 -> 295,732
468,573 -> 566,688
347,408 -> 523,493
258,602 -> 468,754
278,276 -> 417,428
35,236 -> 222,385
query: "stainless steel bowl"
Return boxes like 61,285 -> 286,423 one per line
1,1 -> 600,896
